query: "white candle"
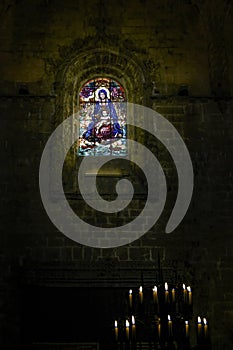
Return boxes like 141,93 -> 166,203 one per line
129,289 -> 132,308
168,315 -> 172,336
171,288 -> 175,303
126,319 -> 130,340
132,315 -> 136,339
157,318 -> 161,338
203,318 -> 208,337
185,320 -> 189,337
153,286 -> 158,304
183,284 -> 187,303
198,316 -> 202,338
139,286 -> 143,304
187,286 -> 192,305
165,282 -> 169,303
115,320 -> 118,341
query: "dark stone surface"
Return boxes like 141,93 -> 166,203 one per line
0,1 -> 233,349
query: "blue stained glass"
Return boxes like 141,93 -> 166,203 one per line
78,78 -> 127,156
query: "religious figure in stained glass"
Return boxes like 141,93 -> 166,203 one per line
78,78 -> 127,156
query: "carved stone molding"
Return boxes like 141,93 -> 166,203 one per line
17,261 -> 186,288
44,34 -> 166,123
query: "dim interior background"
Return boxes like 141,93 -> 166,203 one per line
0,0 -> 233,349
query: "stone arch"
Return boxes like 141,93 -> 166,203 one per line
59,47 -> 147,122
51,40 -> 150,191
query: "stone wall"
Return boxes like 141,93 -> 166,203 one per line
0,0 -> 233,349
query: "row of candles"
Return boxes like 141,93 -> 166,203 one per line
129,283 -> 192,306
114,315 -> 208,341
113,281 -> 210,349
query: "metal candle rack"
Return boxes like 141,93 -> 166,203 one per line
113,274 -> 211,350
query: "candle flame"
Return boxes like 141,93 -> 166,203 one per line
153,286 -> 157,292
185,320 -> 188,325
115,320 -> 118,328
139,286 -> 143,293
168,315 -> 171,321
165,282 -> 168,291
187,286 -> 191,292
126,320 -> 130,328
129,289 -> 132,295
132,315 -> 135,325
198,316 -> 201,323
203,318 -> 207,325
183,283 -> 186,290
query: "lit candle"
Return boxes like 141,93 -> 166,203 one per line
165,282 -> 169,303
185,320 -> 189,337
203,318 -> 208,337
153,286 -> 158,304
168,315 -> 172,336
157,318 -> 161,339
126,320 -> 130,340
129,289 -> 132,308
139,286 -> 143,304
197,316 -> 202,338
183,283 -> 187,303
132,315 -> 136,340
115,320 -> 118,341
187,286 -> 192,305
171,288 -> 175,303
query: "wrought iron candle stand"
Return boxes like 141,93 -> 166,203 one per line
113,275 -> 211,350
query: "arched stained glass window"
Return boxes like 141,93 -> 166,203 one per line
78,77 -> 127,156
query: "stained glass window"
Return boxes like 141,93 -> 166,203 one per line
78,78 -> 127,156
